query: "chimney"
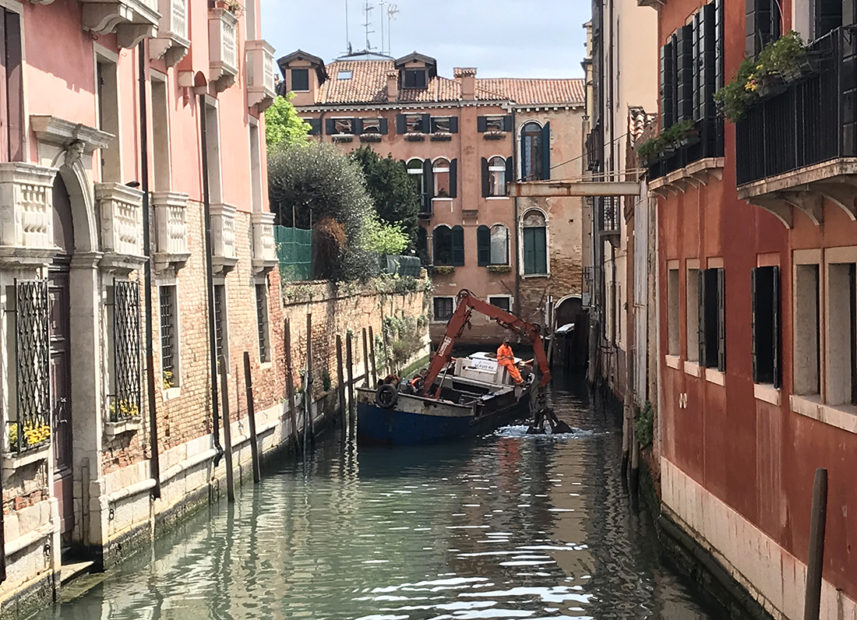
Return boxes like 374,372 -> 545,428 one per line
386,71 -> 399,101
454,67 -> 477,101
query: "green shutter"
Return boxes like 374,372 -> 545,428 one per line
534,227 -> 546,273
477,116 -> 487,132
481,157 -> 489,197
477,226 -> 490,266
523,227 -> 546,274
540,123 -> 551,180
452,226 -> 464,266
523,228 -> 535,274
449,159 -> 457,198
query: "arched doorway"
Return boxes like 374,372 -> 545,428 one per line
50,174 -> 74,540
554,296 -> 589,370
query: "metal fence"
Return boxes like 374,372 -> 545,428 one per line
275,226 -> 313,281
382,254 -> 422,277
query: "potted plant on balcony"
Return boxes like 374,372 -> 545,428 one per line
211,0 -> 242,14
635,119 -> 696,165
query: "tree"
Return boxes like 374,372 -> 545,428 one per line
349,146 -> 419,249
363,215 -> 409,255
268,142 -> 375,281
264,93 -> 311,149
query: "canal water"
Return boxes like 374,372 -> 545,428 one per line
38,375 -> 715,619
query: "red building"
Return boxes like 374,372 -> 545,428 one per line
648,0 -> 857,615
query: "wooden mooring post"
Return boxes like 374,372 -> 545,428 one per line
284,318 -> 301,456
804,467 -> 828,620
336,335 -> 347,432
368,325 -> 378,386
304,313 -> 314,451
219,361 -> 235,503
243,351 -> 261,484
361,328 -> 369,386
346,332 -> 355,424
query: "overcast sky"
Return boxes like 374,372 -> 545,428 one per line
259,0 -> 590,79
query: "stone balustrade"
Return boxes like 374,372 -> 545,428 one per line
152,191 -> 190,272
210,203 -> 237,272
0,163 -> 57,266
246,40 -> 276,111
251,212 -> 277,273
209,8 -> 238,92
96,182 -> 145,272
150,0 -> 189,66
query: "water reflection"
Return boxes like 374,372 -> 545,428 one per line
39,375 -> 713,619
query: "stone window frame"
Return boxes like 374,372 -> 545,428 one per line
519,208 -> 549,277
432,296 -> 455,323
254,277 -> 272,366
488,295 -> 513,313
158,280 -> 181,395
93,44 -> 123,183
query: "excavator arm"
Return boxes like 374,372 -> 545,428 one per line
422,289 -> 551,398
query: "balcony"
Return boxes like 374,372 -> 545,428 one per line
151,191 -> 190,272
0,163 -> 57,266
96,183 -> 146,272
209,8 -> 239,92
80,0 -> 160,48
246,40 -> 276,111
251,212 -> 277,273
150,0 -> 189,67
736,27 -> 857,228
210,203 -> 237,272
646,116 -> 724,194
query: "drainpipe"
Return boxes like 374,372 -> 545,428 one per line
138,42 -> 161,499
199,95 -> 224,465
512,107 -> 521,314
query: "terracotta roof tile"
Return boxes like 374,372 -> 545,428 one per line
312,60 -> 584,107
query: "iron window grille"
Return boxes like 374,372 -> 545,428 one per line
255,283 -> 270,363
214,284 -> 228,368
10,279 -> 51,453
109,280 -> 142,421
159,285 -> 177,388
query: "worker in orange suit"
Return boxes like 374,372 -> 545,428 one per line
497,336 -> 524,385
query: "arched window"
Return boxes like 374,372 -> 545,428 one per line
433,225 -> 464,266
417,226 -> 429,265
521,122 -> 550,181
522,210 -> 547,275
433,158 -> 450,197
407,158 -> 429,213
478,224 -> 509,266
482,156 -> 509,197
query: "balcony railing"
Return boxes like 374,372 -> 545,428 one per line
0,163 -> 56,266
96,183 -> 146,271
152,191 -> 190,271
209,8 -> 239,92
246,40 -> 277,111
251,212 -> 277,272
646,115 -> 724,180
150,0 -> 189,66
210,203 -> 237,272
736,28 -> 852,187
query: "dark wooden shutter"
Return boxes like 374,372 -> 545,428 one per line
477,116 -> 487,132
660,41 -> 675,130
715,0 -> 724,90
693,13 -> 702,121
751,268 -> 759,383
396,114 -> 406,134
448,117 -> 459,133
481,157 -> 489,197
477,226 -> 490,266
423,158 -> 433,202
523,228 -> 535,274
701,3 -> 717,119
677,24 -> 694,121
325,118 -> 335,135
421,114 -> 431,133
379,118 -> 388,134
746,0 -> 780,58
5,10 -> 21,162
503,115 -> 514,132
352,118 -> 363,135
540,122 -> 551,180
698,270 -> 706,366
717,267 -> 726,371
815,0 -> 842,39
433,227 -> 448,265
505,157 -> 514,189
535,227 -> 547,273
452,226 -> 464,266
449,159 -> 457,198
307,118 -> 321,135
772,265 -> 780,388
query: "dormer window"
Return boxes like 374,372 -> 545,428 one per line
337,70 -> 353,80
291,68 -> 309,91
404,69 -> 427,88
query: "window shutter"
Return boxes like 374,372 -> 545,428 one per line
677,25 -> 694,121
396,114 -> 406,134
746,0 -> 779,58
523,228 -> 534,274
701,3 -> 717,119
772,266 -> 781,388
481,157 -> 489,197
503,115 -> 514,132
448,117 -> 459,133
505,157 -> 514,189
307,118 -> 321,135
477,116 -> 487,132
535,227 -> 547,273
421,114 -> 431,133
670,35 -> 679,127
717,268 -> 726,371
502,226 -> 510,264
477,226 -> 490,266
698,270 -> 706,366
715,0 -> 724,90
815,0 -> 842,39
452,226 -> 464,266
693,13 -> 702,121
379,118 -> 388,134
325,118 -> 336,135
432,227 -> 447,265
449,159 -> 457,198
353,118 -> 363,135
751,268 -> 759,383
423,158 -> 434,201
5,10 -> 21,162
540,122 -> 551,180
660,41 -> 675,129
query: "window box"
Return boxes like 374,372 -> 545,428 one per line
483,130 -> 507,140
360,134 -> 382,143
431,265 -> 455,275
404,133 -> 426,142
2,444 -> 50,472
430,132 -> 452,142
104,418 -> 141,440
487,264 -> 511,273
332,134 -> 354,143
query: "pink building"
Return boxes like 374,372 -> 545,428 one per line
0,0 -> 291,614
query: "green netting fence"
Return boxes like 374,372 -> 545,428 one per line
275,226 -> 312,281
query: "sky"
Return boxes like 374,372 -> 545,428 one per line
259,0 -> 590,79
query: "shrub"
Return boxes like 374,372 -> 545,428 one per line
635,401 -> 654,449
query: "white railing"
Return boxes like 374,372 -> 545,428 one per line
151,191 -> 189,271
0,163 -> 55,260
210,203 -> 237,271
95,183 -> 144,263
246,40 -> 276,111
151,0 -> 189,65
251,212 -> 277,272
209,8 -> 239,91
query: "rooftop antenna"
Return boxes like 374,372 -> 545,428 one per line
362,0 -> 375,51
344,0 -> 352,56
386,4 -> 398,55
378,1 -> 386,55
